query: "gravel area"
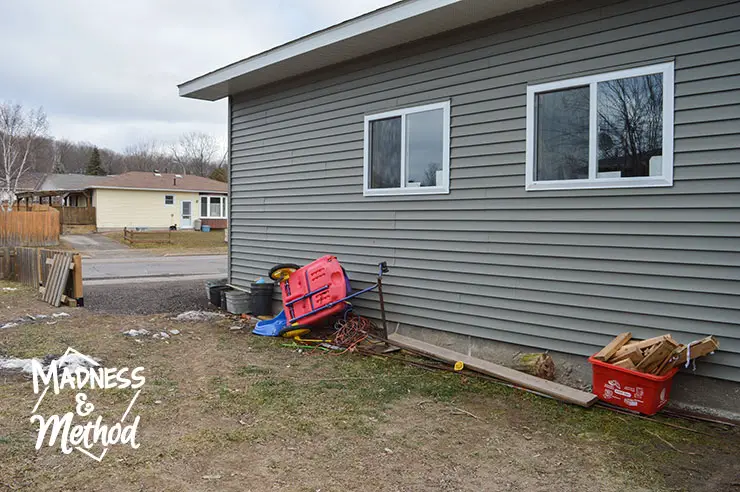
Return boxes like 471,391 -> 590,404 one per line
84,278 -> 215,314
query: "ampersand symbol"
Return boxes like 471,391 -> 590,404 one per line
75,392 -> 95,416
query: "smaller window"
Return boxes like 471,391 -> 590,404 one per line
209,197 -> 222,217
364,101 -> 450,196
200,198 -> 208,217
164,195 -> 174,206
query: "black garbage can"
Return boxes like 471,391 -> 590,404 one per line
207,281 -> 231,308
250,282 -> 274,316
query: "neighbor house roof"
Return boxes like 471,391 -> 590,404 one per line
0,172 -> 46,191
178,0 -> 554,101
38,173 -> 109,191
90,172 -> 227,193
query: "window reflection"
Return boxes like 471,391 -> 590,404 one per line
597,74 -> 663,178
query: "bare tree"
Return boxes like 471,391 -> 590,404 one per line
170,132 -> 225,177
123,140 -> 165,172
51,139 -> 72,173
0,102 -> 48,210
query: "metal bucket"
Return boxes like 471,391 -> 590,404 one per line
225,290 -> 250,314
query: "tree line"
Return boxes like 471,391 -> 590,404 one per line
2,101 -> 226,209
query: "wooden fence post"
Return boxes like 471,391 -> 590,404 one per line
72,253 -> 83,306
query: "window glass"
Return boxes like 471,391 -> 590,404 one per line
535,87 -> 590,181
369,117 -> 402,189
209,197 -> 222,217
597,73 -> 663,178
200,198 -> 208,217
165,195 -> 174,205
406,109 -> 444,187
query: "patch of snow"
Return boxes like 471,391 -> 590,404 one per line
174,311 -> 223,322
1,322 -> 19,330
168,329 -> 180,335
0,351 -> 98,375
55,352 -> 99,372
1,287 -> 18,292
52,312 -> 71,318
0,357 -> 38,373
123,329 -> 151,337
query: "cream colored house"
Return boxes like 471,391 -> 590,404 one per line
88,172 -> 228,230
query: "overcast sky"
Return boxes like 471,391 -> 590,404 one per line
0,0 -> 396,153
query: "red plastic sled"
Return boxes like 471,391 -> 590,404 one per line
280,255 -> 350,327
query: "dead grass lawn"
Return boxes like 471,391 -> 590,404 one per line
0,281 -> 738,491
104,230 -> 227,254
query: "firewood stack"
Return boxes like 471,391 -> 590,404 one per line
594,332 -> 719,376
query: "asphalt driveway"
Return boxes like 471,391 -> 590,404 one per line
61,233 -> 130,253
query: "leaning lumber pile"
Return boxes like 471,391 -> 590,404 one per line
594,332 -> 719,376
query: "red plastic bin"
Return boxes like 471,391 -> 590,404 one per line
588,356 -> 679,415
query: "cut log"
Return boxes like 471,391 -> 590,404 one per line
512,353 -> 555,380
613,358 -> 636,370
593,332 -> 631,361
610,335 -> 669,362
635,341 -> 674,374
388,333 -> 598,407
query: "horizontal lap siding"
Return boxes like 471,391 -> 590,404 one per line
229,0 -> 740,381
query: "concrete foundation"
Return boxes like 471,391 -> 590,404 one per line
395,323 -> 740,422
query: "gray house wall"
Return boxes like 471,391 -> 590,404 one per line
229,0 -> 740,382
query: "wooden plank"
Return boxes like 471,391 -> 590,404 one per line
613,358 -> 636,370
654,345 -> 684,376
612,346 -> 644,365
657,336 -> 720,375
635,341 -> 674,373
36,248 -> 42,287
593,332 -> 631,361
388,333 -> 598,407
54,253 -> 73,307
72,254 -> 83,301
43,254 -> 62,304
610,335 -> 670,362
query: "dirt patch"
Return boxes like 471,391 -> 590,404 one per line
0,282 -> 738,491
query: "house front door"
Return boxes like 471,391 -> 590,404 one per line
181,200 -> 193,229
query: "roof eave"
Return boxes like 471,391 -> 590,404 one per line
178,0 -> 554,101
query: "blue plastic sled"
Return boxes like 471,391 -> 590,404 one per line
253,310 -> 287,337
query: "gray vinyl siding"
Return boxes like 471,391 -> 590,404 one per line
229,0 -> 740,381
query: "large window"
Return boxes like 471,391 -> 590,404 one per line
200,195 -> 227,218
363,101 -> 450,196
525,62 -> 674,190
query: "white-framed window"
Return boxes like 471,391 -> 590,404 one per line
164,194 -> 174,206
363,101 -> 451,196
525,62 -> 674,191
200,195 -> 227,218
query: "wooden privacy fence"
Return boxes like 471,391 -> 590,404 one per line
0,247 -> 83,307
123,227 -> 172,245
0,209 -> 60,247
55,206 -> 96,225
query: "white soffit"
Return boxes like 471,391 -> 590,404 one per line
178,0 -> 553,100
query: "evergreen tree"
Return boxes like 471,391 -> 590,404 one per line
209,166 -> 227,182
85,147 -> 105,175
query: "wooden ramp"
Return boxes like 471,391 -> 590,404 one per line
388,333 -> 598,408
